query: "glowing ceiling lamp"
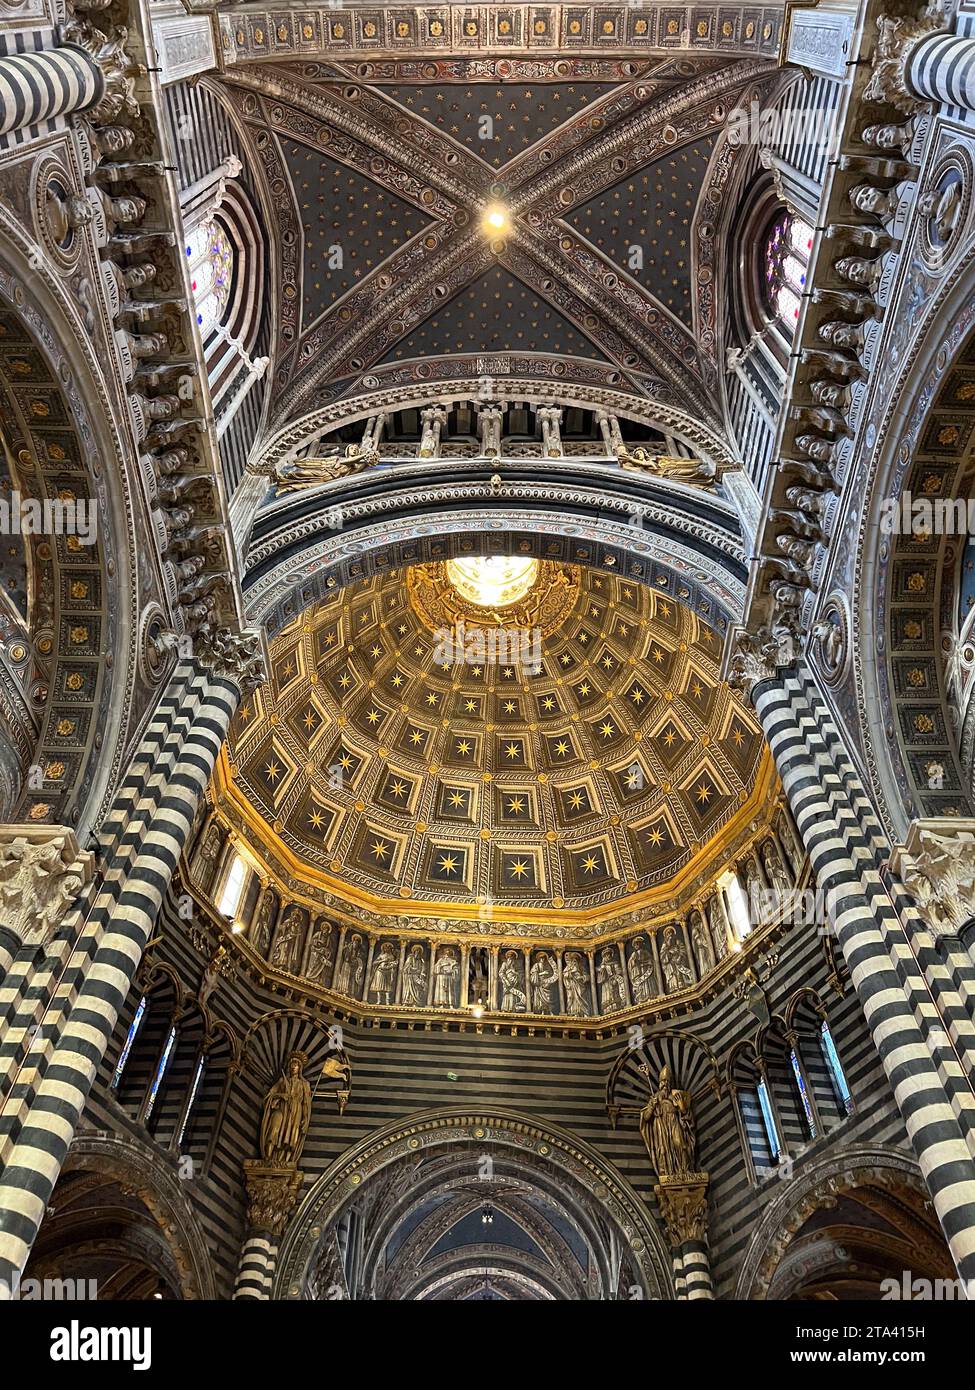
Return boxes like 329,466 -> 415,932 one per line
446,555 -> 539,609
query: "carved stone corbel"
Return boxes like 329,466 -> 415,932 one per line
863,8 -> 948,115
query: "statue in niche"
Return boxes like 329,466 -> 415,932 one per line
369,942 -> 398,1005
469,946 -> 489,1007
272,444 -> 379,492
743,856 -> 766,923
562,952 -> 590,1016
707,897 -> 729,961
305,918 -> 334,984
627,936 -> 657,1004
529,952 -> 559,1013
432,948 -> 460,1008
401,944 -> 428,1006
270,908 -> 303,972
197,822 -> 223,891
252,891 -> 275,957
638,1065 -> 697,1180
761,839 -> 793,906
335,933 -> 365,996
616,447 -> 714,486
689,911 -> 715,976
259,1050 -> 312,1168
498,950 -> 527,1012
660,926 -> 692,993
597,948 -> 627,1012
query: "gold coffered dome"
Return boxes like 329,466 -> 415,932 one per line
216,564 -> 775,933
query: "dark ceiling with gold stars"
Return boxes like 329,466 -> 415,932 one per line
218,563 -> 772,929
222,49 -> 782,430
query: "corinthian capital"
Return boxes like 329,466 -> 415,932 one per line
196,626 -> 268,694
0,825 -> 94,949
863,6 -> 950,113
890,818 -> 975,936
726,621 -> 798,699
60,18 -> 142,125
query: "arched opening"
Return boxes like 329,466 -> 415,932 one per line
273,1109 -> 673,1301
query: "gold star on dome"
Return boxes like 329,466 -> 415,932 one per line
599,721 -> 616,739
577,682 -> 591,697
504,701 -> 516,714
581,853 -> 601,874
464,699 -> 477,712
663,729 -> 676,747
601,656 -> 614,670
732,727 -> 745,747
568,791 -> 585,810
438,853 -> 459,876
541,696 -> 556,711
323,632 -> 336,647
397,623 -> 408,635
630,687 -> 646,706
414,645 -> 424,657
507,796 -> 525,814
448,790 -> 466,808
426,693 -> 439,707
508,858 -> 530,880
456,740 -> 472,757
391,673 -> 404,688
265,761 -> 281,781
646,826 -> 664,846
366,708 -> 381,725
554,739 -> 570,756
308,809 -> 324,829
370,645 -> 382,659
339,673 -> 351,689
502,668 -> 515,679
371,838 -> 391,862
691,680 -> 703,698
559,653 -> 571,665
338,753 -> 353,771
303,710 -> 317,730
505,743 -> 521,760
389,779 -> 407,799
409,729 -> 424,746
471,666 -> 483,677
652,648 -> 664,663
695,782 -> 712,804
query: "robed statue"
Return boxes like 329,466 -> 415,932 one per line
259,1050 -> 312,1167
638,1064 -> 697,1179
616,446 -> 714,487
273,444 -> 379,492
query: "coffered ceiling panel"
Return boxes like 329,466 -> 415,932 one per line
221,562 -> 771,928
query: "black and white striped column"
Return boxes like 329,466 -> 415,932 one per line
234,1233 -> 276,1300
0,45 -> 104,137
752,670 -> 975,1280
907,30 -> 975,111
0,661 -> 240,1296
678,1240 -> 714,1300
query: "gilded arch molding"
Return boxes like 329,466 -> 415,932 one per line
272,1106 -> 675,1299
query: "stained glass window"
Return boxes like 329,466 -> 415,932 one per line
176,1054 -> 206,1151
790,1047 -> 818,1138
185,218 -> 234,340
820,1019 -> 854,1115
764,212 -> 813,332
144,1025 -> 177,1123
112,995 -> 147,1089
757,1075 -> 781,1160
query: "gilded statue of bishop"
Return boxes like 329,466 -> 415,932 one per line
260,1050 -> 312,1168
638,1064 -> 697,1179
